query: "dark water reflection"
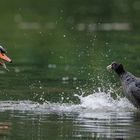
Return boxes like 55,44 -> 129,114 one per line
0,110 -> 140,140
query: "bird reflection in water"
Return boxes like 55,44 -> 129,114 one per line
0,122 -> 11,140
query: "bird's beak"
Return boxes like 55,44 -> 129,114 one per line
0,52 -> 12,63
106,64 -> 112,72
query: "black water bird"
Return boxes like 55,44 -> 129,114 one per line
0,45 -> 12,71
107,62 -> 140,108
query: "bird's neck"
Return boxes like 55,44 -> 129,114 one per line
119,71 -> 127,79
115,69 -> 126,77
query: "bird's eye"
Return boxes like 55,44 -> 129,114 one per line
0,46 -> 6,53
112,63 -> 115,67
111,63 -> 117,69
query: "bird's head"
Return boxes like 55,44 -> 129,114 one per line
0,46 -> 12,71
107,62 -> 125,76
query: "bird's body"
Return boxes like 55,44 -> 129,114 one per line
120,72 -> 140,107
107,62 -> 140,108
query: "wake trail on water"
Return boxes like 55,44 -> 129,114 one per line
0,90 -> 135,114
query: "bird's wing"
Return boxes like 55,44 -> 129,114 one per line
131,80 -> 140,102
135,79 -> 140,88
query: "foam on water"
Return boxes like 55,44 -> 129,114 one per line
0,91 -> 135,115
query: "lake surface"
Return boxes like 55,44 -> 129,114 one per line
0,0 -> 140,140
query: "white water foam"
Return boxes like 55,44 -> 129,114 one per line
0,91 -> 135,114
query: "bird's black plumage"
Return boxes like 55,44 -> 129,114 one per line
107,62 -> 140,108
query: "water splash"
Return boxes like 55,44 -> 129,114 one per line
0,90 -> 135,115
